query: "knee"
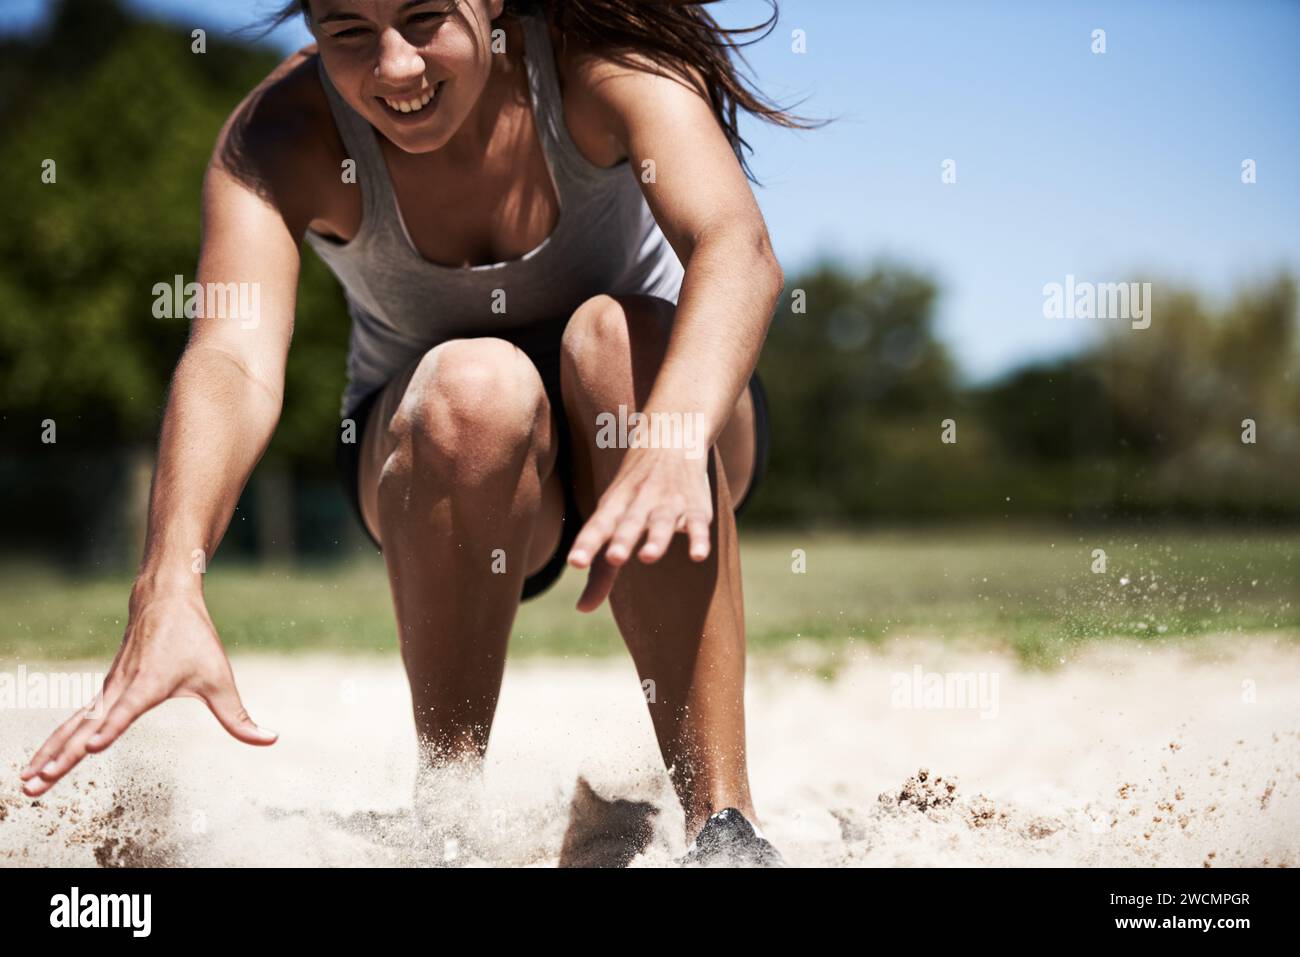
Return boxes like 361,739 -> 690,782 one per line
560,294 -> 670,383
385,338 -> 547,487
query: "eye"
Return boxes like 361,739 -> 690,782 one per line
407,12 -> 448,30
329,27 -> 372,40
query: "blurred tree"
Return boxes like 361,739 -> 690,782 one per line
1087,273 -> 1300,513
0,0 -> 351,565
752,259 -> 963,522
0,0 -> 350,468
977,360 -> 1117,462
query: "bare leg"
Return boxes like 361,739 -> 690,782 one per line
559,294 -> 760,838
357,338 -> 566,763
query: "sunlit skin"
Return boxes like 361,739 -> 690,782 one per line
21,0 -> 784,841
313,0 -> 496,156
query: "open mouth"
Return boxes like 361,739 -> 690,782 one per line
376,80 -> 444,118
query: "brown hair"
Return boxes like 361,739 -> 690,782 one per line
262,0 -> 824,182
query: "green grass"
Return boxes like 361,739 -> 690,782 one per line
1,527 -> 1296,668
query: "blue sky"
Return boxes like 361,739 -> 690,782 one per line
5,0 -> 1298,381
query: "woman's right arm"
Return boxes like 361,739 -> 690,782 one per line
20,73 -> 318,795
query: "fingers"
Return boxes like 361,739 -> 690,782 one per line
568,505 -> 619,570
21,685 -> 154,797
575,551 -> 621,613
83,685 -> 164,755
20,676 -> 274,797
567,453 -> 716,584
685,512 -> 712,562
203,680 -> 277,746
604,503 -> 654,566
637,508 -> 679,563
570,494 -> 711,573
20,707 -> 94,783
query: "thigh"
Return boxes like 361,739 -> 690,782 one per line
717,383 -> 757,508
356,342 -> 567,577
356,355 -> 421,546
562,294 -> 758,515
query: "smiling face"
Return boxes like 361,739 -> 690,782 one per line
308,0 -> 504,153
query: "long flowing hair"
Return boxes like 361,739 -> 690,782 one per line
260,0 -> 823,181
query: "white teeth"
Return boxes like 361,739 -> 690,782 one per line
383,85 -> 436,114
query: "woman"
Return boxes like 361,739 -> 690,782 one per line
21,0 -> 806,866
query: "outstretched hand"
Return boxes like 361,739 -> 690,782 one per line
19,589 -> 276,797
567,446 -> 714,613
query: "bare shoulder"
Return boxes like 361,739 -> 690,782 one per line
547,20 -> 711,166
209,45 -> 345,228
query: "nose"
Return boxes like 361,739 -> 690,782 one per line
373,27 -> 426,87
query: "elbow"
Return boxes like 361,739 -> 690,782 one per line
767,255 -> 786,301
690,219 -> 785,300
752,226 -> 784,300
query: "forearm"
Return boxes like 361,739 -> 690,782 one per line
133,345 -> 282,599
644,230 -> 784,446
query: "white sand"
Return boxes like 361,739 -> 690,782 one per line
2,638 -> 1297,867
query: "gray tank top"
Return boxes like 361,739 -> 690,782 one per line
303,11 -> 685,416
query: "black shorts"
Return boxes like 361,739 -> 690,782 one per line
335,319 -> 771,602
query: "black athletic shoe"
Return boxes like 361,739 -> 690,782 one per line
679,807 -> 786,868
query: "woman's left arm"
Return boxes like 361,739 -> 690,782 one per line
565,54 -> 785,604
